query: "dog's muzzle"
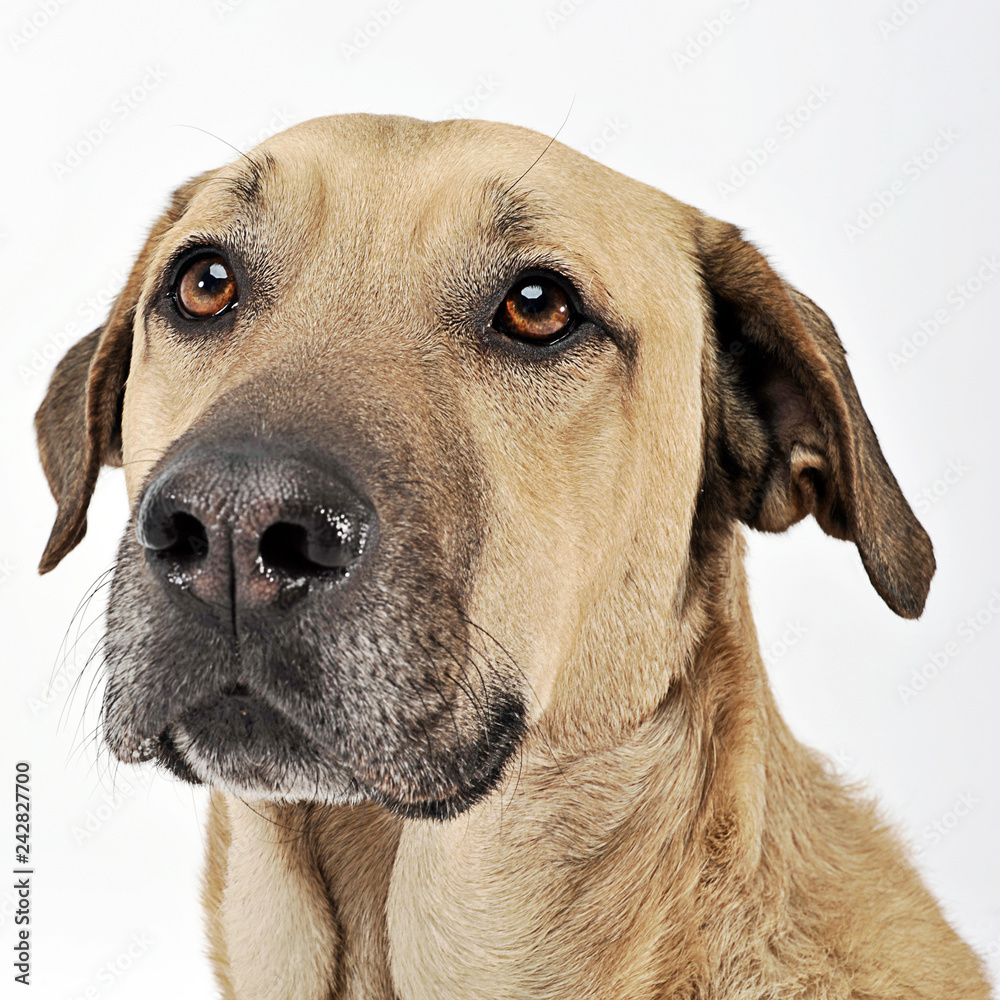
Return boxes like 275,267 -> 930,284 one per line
103,424 -> 524,817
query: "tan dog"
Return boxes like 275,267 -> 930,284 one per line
36,115 -> 989,999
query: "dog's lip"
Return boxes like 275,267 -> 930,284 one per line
148,687 -> 345,786
179,687 -> 277,740
153,728 -> 203,783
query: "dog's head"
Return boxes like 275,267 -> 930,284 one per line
35,115 -> 933,818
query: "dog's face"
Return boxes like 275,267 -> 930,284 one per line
35,115 -> 934,819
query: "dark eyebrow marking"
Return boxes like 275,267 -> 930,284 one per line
171,125 -> 279,209
224,150 -> 279,208
479,177 -> 542,245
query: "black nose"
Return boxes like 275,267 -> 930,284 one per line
135,442 -> 375,611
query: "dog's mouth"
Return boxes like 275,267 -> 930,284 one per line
136,684 -> 526,818
147,687 -> 365,804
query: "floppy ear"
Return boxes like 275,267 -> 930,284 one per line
35,171 -> 216,573
695,216 -> 934,619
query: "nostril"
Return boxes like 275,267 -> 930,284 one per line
142,511 -> 209,564
259,523 -> 310,577
259,523 -> 329,578
168,513 -> 209,562
258,520 -> 357,579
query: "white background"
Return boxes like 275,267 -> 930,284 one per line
1,1 -> 998,997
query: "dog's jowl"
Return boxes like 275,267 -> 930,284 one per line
35,115 -> 989,999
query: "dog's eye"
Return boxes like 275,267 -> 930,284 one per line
493,277 -> 574,342
174,253 -> 238,319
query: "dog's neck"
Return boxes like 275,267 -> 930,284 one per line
211,529 -> 817,999
384,534 -> 777,998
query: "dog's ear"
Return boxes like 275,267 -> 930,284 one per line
35,171 -> 216,573
695,216 -> 934,619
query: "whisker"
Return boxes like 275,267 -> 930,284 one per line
460,614 -> 571,791
50,565 -> 114,692
171,123 -> 261,170
231,796 -> 312,843
502,95 -> 576,198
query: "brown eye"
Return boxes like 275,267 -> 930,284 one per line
175,253 -> 237,319
494,277 -> 574,342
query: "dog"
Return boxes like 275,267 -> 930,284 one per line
35,114 -> 990,999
